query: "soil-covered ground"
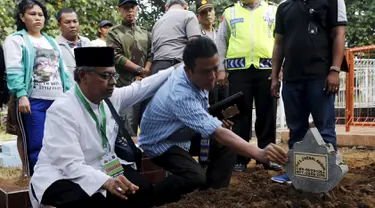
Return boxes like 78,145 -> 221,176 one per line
160,147 -> 375,208
0,147 -> 374,207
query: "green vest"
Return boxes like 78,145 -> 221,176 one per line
224,2 -> 276,70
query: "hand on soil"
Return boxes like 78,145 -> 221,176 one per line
263,143 -> 288,165
103,176 -> 139,200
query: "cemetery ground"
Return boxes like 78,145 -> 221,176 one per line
0,144 -> 373,207
160,144 -> 375,208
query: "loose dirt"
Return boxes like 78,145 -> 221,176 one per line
0,147 -> 374,207
160,147 -> 375,208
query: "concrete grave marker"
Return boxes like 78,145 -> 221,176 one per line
285,128 -> 349,193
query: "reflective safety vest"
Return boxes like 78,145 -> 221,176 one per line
224,2 -> 276,70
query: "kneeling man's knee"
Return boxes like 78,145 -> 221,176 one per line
184,169 -> 206,190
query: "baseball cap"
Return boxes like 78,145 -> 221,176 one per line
118,0 -> 138,6
196,0 -> 213,13
99,20 -> 112,28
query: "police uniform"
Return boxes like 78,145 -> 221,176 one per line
216,0 -> 281,171
196,0 -> 229,105
106,0 -> 152,136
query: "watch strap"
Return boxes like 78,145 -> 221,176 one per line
330,66 -> 341,73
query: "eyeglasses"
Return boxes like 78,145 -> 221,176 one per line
90,70 -> 120,80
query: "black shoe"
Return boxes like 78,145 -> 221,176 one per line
263,162 -> 282,171
233,164 -> 247,172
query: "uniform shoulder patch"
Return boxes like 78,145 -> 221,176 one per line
219,15 -> 225,23
139,25 -> 149,31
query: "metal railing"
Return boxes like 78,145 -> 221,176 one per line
345,45 -> 375,131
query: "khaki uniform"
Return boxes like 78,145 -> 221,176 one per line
107,22 -> 152,87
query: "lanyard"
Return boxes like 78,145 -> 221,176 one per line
75,85 -> 109,151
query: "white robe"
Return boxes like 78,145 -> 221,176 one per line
29,67 -> 174,206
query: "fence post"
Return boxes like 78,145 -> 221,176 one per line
345,49 -> 352,132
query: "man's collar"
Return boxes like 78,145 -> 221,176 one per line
75,84 -> 101,109
168,5 -> 184,11
122,21 -> 136,27
182,68 -> 209,99
239,0 -> 263,9
199,24 -> 215,33
60,35 -> 82,48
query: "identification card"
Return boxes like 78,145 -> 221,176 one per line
100,152 -> 124,178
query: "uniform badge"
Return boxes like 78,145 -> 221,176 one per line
226,58 -> 246,69
219,15 -> 225,23
230,18 -> 244,25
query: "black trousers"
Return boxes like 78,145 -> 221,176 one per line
228,67 -> 277,165
40,165 -> 156,208
150,59 -> 180,75
209,84 -> 229,106
151,134 -> 236,204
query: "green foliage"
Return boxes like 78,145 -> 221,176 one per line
0,0 -> 121,41
0,0 -> 375,48
345,0 -> 375,47
0,0 -> 18,41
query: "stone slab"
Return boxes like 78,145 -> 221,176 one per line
140,156 -> 166,185
141,170 -> 167,185
0,188 -> 30,208
0,153 -> 22,167
2,141 -> 19,156
285,128 -> 349,193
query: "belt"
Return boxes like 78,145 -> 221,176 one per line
153,59 -> 181,65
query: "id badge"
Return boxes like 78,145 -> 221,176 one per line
100,152 -> 124,178
308,22 -> 318,35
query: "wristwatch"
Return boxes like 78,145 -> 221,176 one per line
330,66 -> 341,73
136,66 -> 143,74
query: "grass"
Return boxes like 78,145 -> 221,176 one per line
0,166 -> 21,180
0,131 -> 17,142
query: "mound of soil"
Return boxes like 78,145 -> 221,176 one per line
160,148 -> 375,208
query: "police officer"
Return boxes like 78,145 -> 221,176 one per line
216,0 -> 281,172
196,0 -> 229,106
106,0 -> 152,136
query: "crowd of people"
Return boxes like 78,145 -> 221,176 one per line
0,0 -> 347,207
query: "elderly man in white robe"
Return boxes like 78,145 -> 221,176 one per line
29,47 -> 175,208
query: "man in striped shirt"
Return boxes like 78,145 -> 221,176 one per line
138,37 -> 287,204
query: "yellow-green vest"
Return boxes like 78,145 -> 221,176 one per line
224,2 -> 276,70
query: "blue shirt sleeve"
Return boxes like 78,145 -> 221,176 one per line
172,93 -> 222,138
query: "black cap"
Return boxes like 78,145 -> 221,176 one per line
74,47 -> 115,67
118,0 -> 138,6
196,0 -> 213,13
99,20 -> 112,28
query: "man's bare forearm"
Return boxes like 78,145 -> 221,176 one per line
331,26 -> 346,68
271,37 -> 285,80
145,61 -> 152,71
125,60 -> 141,73
214,127 -> 265,163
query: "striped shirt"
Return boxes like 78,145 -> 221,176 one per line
139,65 -> 222,158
